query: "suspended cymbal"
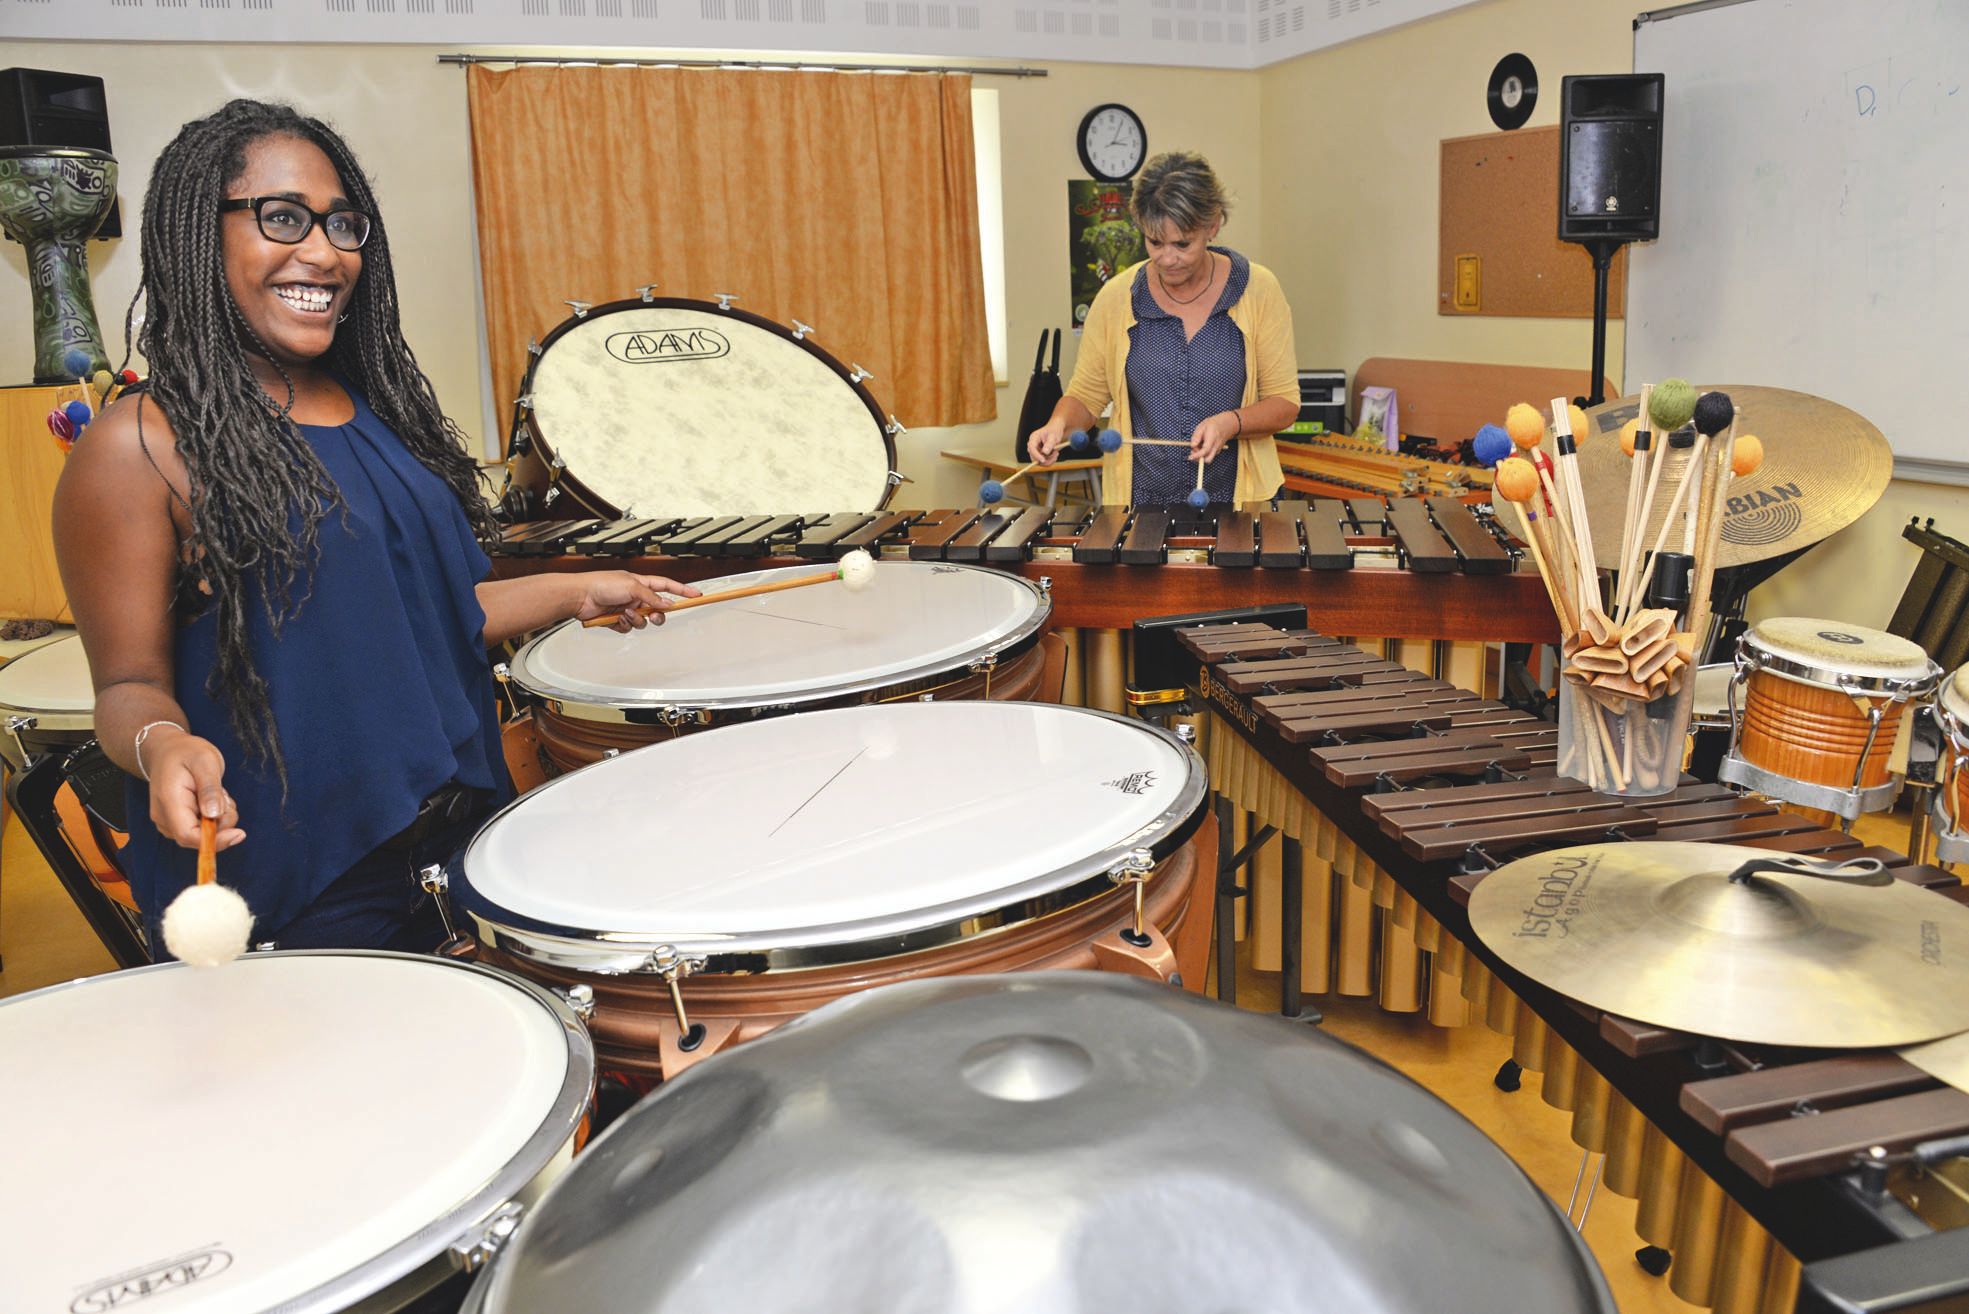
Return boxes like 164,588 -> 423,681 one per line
1558,386 -> 1893,569
1903,1028 -> 1969,1096
1468,842 -> 1969,1048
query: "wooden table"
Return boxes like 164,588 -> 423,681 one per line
939,443 -> 1103,507
0,383 -> 82,623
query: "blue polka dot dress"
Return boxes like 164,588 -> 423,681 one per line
1125,248 -> 1250,507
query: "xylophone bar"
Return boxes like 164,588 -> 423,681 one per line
487,500 -> 1561,643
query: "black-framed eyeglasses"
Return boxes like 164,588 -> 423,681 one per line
219,196 -> 372,251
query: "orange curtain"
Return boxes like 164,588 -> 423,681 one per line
466,65 -> 995,448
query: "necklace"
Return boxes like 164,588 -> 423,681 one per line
1156,254 -> 1219,306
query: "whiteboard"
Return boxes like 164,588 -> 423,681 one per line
1628,0 -> 1969,482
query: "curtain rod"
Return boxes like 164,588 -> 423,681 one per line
438,54 -> 1046,77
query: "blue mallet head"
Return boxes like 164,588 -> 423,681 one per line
1067,428 -> 1091,452
62,347 -> 94,381
1471,423 -> 1513,468
63,400 -> 93,430
1186,487 -> 1211,510
979,479 -> 1006,504
1098,428 -> 1123,453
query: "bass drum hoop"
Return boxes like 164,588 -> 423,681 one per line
515,295 -> 897,518
451,707 -> 1209,974
505,566 -> 1052,728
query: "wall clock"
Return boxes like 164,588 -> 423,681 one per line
1077,103 -> 1147,182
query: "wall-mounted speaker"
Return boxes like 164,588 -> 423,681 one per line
0,68 -> 119,238
1558,73 -> 1664,246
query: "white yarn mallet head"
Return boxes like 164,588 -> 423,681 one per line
837,548 -> 877,592
161,816 -> 252,968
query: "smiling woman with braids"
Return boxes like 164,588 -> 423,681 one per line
53,100 -> 696,954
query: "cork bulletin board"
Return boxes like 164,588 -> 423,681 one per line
1438,125 -> 1627,319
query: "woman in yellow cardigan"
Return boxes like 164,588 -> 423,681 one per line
1030,151 -> 1300,506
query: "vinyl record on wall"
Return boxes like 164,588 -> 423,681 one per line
1488,53 -> 1538,131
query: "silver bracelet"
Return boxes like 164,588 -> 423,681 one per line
134,720 -> 186,782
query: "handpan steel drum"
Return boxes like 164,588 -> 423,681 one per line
1933,664 -> 1969,863
1716,617 -> 1940,819
448,702 -> 1211,1084
0,951 -> 594,1314
0,632 -> 94,770
505,559 -> 1052,770
460,973 -> 1616,1314
515,295 -> 896,517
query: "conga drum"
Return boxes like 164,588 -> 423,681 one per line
508,295 -> 895,517
505,560 -> 1053,770
0,632 -> 94,771
442,702 -> 1213,1085
0,951 -> 594,1313
1933,664 -> 1969,863
459,973 -> 1618,1314
1717,617 -> 1941,820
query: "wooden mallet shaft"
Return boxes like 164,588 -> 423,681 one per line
583,566 -> 852,629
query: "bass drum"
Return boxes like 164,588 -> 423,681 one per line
511,296 -> 896,518
461,973 -> 1616,1314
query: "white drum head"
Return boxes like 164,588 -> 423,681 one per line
458,703 -> 1206,967
0,953 -> 589,1314
1942,665 -> 1969,725
0,632 -> 94,730
527,300 -> 893,516
510,562 -> 1048,716
1742,617 -> 1937,690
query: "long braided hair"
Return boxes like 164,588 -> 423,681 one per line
127,99 -> 494,786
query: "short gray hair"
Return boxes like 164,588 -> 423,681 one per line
1130,151 -> 1231,238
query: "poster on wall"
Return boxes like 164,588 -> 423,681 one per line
1068,181 -> 1144,332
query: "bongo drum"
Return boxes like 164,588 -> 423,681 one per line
1931,664 -> 1969,863
0,951 -> 594,1314
512,296 -> 896,517
0,633 -> 94,771
505,560 -> 1052,770
459,973 -> 1617,1314
1717,617 -> 1941,820
441,702 -> 1212,1085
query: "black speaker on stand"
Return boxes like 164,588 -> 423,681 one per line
1558,72 -> 1663,406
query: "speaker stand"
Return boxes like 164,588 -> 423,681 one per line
1575,238 -> 1625,409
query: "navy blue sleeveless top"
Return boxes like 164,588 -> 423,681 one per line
123,388 -> 510,935
1125,247 -> 1250,507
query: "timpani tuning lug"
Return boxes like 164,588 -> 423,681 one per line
5,714 -> 36,735
644,944 -> 708,1048
886,470 -> 909,486
886,415 -> 908,437
790,319 -> 814,341
491,663 -> 510,684
714,293 -> 738,311
564,300 -> 592,319
602,748 -> 620,760
1108,847 -> 1157,946
448,1201 -> 526,1274
526,337 -> 542,357
557,984 -> 597,1024
1038,576 -> 1052,594
849,363 -> 874,384
636,283 -> 659,302
1174,723 -> 1195,744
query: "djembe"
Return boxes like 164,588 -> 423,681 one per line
0,146 -> 117,384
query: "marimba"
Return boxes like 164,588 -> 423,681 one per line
1177,619 -> 1968,1314
487,497 -> 1560,646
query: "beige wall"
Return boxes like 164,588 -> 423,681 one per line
1252,0 -> 1969,633
7,21 -> 1965,632
910,62 -> 1263,506
0,40 -> 1260,510
0,41 -> 482,449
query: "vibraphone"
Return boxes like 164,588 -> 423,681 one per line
1179,619 -> 1969,1313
